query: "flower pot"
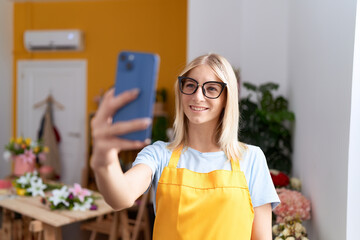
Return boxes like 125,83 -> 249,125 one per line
13,155 -> 35,176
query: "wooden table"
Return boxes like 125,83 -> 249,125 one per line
0,194 -> 115,240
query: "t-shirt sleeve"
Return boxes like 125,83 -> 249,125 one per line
132,141 -> 167,183
247,146 -> 280,209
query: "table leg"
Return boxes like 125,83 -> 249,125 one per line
43,223 -> 62,240
1,208 -> 12,240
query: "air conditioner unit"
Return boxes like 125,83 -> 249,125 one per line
24,30 -> 84,51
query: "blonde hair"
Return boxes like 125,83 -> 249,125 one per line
168,53 -> 247,161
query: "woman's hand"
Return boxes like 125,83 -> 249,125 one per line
90,88 -> 151,169
89,88 -> 153,210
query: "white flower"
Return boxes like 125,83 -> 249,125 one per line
273,225 -> 280,235
49,186 -> 70,207
3,151 -> 12,162
72,198 -> 93,211
285,237 -> 295,240
26,178 -> 46,197
290,177 -> 302,191
282,228 -> 291,237
294,222 -> 305,233
274,237 -> 283,240
16,172 -> 32,188
301,237 -> 309,240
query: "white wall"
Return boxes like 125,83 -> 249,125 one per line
0,1 -> 13,178
188,0 -> 289,97
189,0 -> 358,239
347,1 -> 360,239
288,0 -> 357,239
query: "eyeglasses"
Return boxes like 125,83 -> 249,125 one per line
178,76 -> 227,99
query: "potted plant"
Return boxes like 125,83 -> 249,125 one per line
238,82 -> 295,174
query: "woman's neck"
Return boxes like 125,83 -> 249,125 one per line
186,122 -> 221,153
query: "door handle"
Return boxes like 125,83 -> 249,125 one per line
68,132 -> 81,138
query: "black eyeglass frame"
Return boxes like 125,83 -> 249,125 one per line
178,76 -> 227,99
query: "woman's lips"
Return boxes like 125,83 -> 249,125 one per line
190,105 -> 209,111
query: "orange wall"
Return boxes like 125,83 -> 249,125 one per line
13,0 -> 187,135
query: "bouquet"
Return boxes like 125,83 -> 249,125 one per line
46,183 -> 98,211
15,171 -> 47,197
4,137 -> 49,176
4,137 -> 48,160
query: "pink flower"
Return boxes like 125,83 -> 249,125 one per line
20,150 -> 36,164
69,183 -> 91,202
273,188 -> 311,223
38,152 -> 47,163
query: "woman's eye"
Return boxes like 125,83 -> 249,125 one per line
185,83 -> 196,89
206,85 -> 220,92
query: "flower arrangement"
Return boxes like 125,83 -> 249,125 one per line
15,171 -> 47,197
46,183 -> 98,211
4,137 -> 49,176
271,169 -> 311,239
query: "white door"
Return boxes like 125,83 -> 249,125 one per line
17,60 -> 87,185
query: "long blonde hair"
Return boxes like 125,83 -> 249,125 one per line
168,53 -> 247,161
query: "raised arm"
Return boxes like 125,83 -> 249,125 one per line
90,88 -> 152,210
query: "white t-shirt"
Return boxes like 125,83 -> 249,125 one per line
133,141 -> 280,212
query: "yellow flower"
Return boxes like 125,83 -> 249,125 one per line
10,137 -> 15,143
25,138 -> 32,146
16,137 -> 23,144
44,146 -> 49,153
34,146 -> 40,153
16,188 -> 26,196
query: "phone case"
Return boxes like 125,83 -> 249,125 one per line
112,51 -> 160,141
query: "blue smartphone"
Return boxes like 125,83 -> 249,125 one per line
112,51 -> 160,141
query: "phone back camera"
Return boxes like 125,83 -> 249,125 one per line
120,54 -> 127,61
126,62 -> 133,70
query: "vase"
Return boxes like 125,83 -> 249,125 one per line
13,155 -> 35,176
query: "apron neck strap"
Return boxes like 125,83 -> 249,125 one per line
230,159 -> 241,171
168,145 -> 183,168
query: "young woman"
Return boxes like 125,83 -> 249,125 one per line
91,53 -> 279,239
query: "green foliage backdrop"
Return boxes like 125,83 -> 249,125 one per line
238,82 -> 295,174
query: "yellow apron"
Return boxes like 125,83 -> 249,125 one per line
153,146 -> 254,240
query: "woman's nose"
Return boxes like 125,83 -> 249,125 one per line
192,86 -> 206,101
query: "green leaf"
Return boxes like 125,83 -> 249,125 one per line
259,82 -> 279,93
260,91 -> 274,111
243,82 -> 257,92
274,96 -> 288,111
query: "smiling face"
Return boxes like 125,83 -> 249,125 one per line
181,64 -> 227,128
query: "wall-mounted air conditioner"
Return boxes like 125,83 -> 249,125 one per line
24,30 -> 84,51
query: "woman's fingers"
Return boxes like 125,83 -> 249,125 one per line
107,118 -> 152,137
92,118 -> 152,139
95,137 -> 150,152
95,88 -> 140,123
